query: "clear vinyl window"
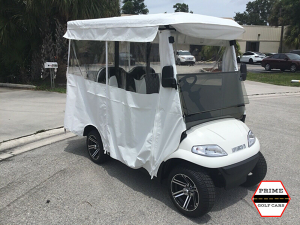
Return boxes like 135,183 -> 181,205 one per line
69,40 -> 106,81
68,40 -> 160,94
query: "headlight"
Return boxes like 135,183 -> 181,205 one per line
191,145 -> 227,157
248,130 -> 256,147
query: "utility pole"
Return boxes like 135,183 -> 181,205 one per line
279,8 -> 284,53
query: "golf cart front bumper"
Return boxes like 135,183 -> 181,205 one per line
219,152 -> 260,189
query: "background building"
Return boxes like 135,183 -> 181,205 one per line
237,25 -> 291,54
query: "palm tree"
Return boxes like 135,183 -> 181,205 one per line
285,25 -> 300,49
0,0 -> 120,83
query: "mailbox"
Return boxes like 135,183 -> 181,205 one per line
44,62 -> 58,69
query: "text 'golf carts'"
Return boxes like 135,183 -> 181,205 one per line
63,13 -> 267,217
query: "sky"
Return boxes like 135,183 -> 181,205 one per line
144,0 -> 255,18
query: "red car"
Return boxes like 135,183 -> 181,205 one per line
261,53 -> 300,72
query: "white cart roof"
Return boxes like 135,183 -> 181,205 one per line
64,13 -> 244,43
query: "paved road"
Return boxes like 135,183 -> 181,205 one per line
0,88 -> 66,142
0,86 -> 299,224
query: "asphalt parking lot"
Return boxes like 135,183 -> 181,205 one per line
0,83 -> 299,224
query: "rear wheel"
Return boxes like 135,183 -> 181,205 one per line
168,166 -> 215,217
265,63 -> 271,71
86,130 -> 109,164
249,58 -> 254,64
241,152 -> 267,187
290,64 -> 297,72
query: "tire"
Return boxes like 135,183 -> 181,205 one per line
265,64 -> 271,71
241,152 -> 267,187
86,129 -> 109,164
249,58 -> 254,64
168,166 -> 215,218
176,59 -> 181,65
280,69 -> 285,72
290,64 -> 297,72
237,57 -> 240,63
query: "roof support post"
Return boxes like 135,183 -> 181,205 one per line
106,41 -> 108,85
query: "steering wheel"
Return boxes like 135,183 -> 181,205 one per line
179,75 -> 197,89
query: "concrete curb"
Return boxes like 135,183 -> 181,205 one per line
0,83 -> 36,89
248,91 -> 300,99
0,128 -> 76,161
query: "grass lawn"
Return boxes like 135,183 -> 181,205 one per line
31,79 -> 66,93
247,72 -> 300,87
35,84 -> 66,93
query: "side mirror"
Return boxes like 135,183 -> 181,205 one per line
162,66 -> 177,89
240,63 -> 247,81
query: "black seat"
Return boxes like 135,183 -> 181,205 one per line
97,66 -> 159,94
145,73 -> 160,94
97,67 -> 125,88
127,66 -> 158,93
128,66 -> 155,80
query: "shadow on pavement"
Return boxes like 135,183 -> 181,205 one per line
65,138 -> 251,222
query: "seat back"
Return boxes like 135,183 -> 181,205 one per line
97,66 -> 159,94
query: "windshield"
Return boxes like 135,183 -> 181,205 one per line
255,52 -> 265,56
286,53 -> 300,60
177,72 -> 248,129
178,52 -> 192,55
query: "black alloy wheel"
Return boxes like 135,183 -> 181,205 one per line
86,130 -> 109,164
168,166 -> 215,217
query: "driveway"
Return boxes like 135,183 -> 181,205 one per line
0,88 -> 66,142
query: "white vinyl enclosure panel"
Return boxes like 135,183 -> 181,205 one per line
64,33 -> 186,177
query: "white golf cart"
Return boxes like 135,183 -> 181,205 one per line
63,13 -> 267,218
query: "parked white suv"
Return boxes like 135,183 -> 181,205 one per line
176,50 -> 195,65
239,51 -> 266,64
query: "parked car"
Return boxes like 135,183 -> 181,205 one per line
239,51 -> 266,64
175,50 -> 195,65
261,53 -> 300,72
290,50 -> 300,56
265,53 -> 276,57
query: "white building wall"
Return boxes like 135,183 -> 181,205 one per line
259,42 -> 281,53
238,41 -> 280,54
238,41 -> 246,54
175,44 -> 190,51
238,25 -> 281,42
237,25 -> 286,53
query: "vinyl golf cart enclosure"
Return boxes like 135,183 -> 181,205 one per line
63,13 -> 267,217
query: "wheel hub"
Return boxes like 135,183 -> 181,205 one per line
88,135 -> 101,160
171,174 -> 199,211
